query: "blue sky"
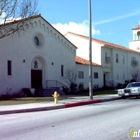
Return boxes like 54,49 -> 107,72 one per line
38,0 -> 140,47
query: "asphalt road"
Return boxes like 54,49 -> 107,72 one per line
0,98 -> 140,140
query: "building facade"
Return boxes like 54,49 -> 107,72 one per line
65,31 -> 140,87
76,56 -> 103,89
0,15 -> 77,95
1,15 -> 140,95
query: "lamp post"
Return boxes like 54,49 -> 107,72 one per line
88,0 -> 93,100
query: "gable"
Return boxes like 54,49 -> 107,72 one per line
0,15 -> 77,52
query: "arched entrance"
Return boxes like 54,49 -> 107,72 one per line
31,57 -> 45,88
137,31 -> 140,40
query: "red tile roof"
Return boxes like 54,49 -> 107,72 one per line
133,25 -> 140,30
76,56 -> 101,67
65,32 -> 140,54
0,14 -> 41,27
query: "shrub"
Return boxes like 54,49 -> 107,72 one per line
0,94 -> 11,100
93,84 -> 99,91
0,92 -> 22,100
70,82 -> 77,93
117,83 -> 123,89
22,88 -> 33,97
78,83 -> 84,91
130,79 -> 136,82
62,86 -> 69,94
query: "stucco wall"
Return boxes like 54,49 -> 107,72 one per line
0,17 -> 76,94
65,34 -> 102,65
76,64 -> 103,89
129,40 -> 140,52
102,46 -> 140,86
66,32 -> 140,88
129,28 -> 140,51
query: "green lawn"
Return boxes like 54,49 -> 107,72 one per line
0,90 -> 117,106
93,90 -> 117,95
0,97 -> 69,106
74,89 -> 117,96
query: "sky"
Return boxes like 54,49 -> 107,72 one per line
38,0 -> 140,47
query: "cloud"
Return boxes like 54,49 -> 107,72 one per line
52,9 -> 140,36
0,12 -> 6,23
52,20 -> 100,36
0,12 -> 21,24
93,9 -> 140,25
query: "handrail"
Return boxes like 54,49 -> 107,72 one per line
46,80 -> 67,89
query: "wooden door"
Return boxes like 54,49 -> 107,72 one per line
31,70 -> 42,88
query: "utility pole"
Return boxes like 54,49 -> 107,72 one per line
88,0 -> 93,100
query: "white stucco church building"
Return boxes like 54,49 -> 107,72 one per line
0,14 -> 140,95
0,15 -> 77,95
0,15 -> 103,95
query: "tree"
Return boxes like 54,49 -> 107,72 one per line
65,67 -> 77,93
131,68 -> 140,82
0,0 -> 38,39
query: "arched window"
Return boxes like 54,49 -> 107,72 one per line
34,36 -> 39,46
137,31 -> 140,40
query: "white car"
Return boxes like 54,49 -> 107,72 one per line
118,82 -> 140,98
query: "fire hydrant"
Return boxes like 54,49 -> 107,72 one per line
52,91 -> 59,104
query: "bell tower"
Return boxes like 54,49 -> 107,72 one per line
129,21 -> 140,51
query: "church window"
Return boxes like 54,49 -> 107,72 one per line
33,32 -> 45,48
116,54 -> 119,63
94,72 -> 98,79
78,71 -> 84,79
7,60 -> 12,75
61,65 -> 64,77
34,36 -> 39,46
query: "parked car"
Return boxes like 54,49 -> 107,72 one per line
118,82 -> 140,98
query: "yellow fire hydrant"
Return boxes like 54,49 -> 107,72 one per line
52,91 -> 60,104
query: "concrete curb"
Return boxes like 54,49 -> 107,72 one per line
65,97 -> 122,108
100,97 -> 122,102
0,96 -> 121,115
0,105 -> 65,115
65,100 -> 100,108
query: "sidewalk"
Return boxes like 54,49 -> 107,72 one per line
0,94 -> 121,115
